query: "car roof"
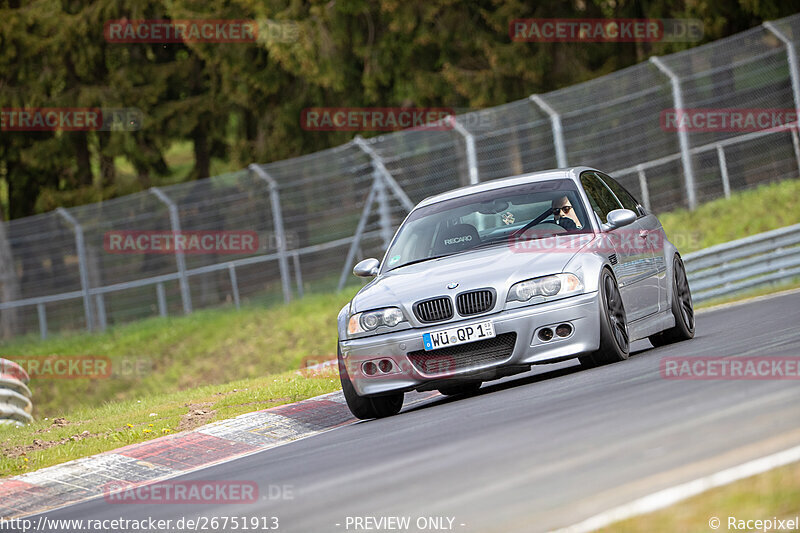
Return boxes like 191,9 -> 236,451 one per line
413,166 -> 598,210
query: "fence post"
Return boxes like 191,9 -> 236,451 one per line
449,116 -> 480,184
636,165 -> 652,212
249,164 -> 292,304
353,136 -> 415,254
376,173 -> 393,249
228,264 -> 241,310
353,136 -> 415,212
156,283 -> 167,317
530,94 -> 567,167
716,145 -> 731,198
764,22 -> 800,118
150,188 -> 192,314
337,180 -> 379,291
292,251 -> 304,298
36,303 -> 47,339
763,22 -> 800,175
95,294 -> 107,331
650,56 -> 698,210
792,129 -> 800,174
55,207 -> 95,332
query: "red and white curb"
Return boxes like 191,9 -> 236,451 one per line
0,389 -> 439,518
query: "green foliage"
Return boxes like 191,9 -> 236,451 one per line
0,289 -> 356,417
3,0 -> 800,218
659,178 -> 800,254
597,461 -> 800,532
1,179 -> 799,476
0,177 -> 796,418
0,366 -> 342,477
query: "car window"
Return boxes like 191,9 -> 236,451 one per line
597,172 -> 643,215
383,179 -> 590,272
458,200 -> 551,233
580,171 -> 623,224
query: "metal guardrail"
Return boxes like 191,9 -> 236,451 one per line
0,358 -> 33,426
0,230 -> 382,339
684,223 -> 800,303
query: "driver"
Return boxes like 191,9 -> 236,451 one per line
551,195 -> 583,231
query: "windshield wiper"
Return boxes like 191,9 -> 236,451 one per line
389,254 -> 452,271
463,237 -> 512,251
389,236 -> 518,272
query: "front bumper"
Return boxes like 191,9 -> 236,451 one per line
339,291 -> 601,396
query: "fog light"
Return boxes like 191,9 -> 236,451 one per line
556,324 -> 572,337
363,361 -> 378,376
538,328 -> 554,341
378,359 -> 393,373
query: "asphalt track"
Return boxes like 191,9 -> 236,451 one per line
34,291 -> 800,532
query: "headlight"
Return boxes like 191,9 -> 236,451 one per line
507,273 -> 584,303
348,307 -> 407,335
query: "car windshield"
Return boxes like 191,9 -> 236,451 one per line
383,178 -> 591,272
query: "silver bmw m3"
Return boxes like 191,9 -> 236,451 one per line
337,167 -> 695,419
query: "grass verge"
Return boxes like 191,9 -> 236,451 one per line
0,290 -> 355,417
658,178 -> 800,254
597,460 -> 800,533
0,365 -> 340,478
1,179 -> 799,478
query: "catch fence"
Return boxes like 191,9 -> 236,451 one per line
2,15 -> 800,339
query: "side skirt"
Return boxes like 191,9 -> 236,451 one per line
628,309 -> 675,341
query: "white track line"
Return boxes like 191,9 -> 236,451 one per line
551,444 -> 800,533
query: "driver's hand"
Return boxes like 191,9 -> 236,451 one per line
557,217 -> 577,231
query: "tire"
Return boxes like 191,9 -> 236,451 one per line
648,255 -> 695,347
437,382 -> 482,396
581,269 -> 630,366
338,344 -> 403,420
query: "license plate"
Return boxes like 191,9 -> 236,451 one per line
422,320 -> 495,351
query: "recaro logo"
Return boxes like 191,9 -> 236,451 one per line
444,235 -> 472,245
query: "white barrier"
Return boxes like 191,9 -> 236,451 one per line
0,358 -> 33,426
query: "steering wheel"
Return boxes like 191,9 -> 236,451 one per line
520,221 -> 567,235
509,207 -> 553,240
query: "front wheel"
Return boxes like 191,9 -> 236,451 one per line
581,269 -> 630,367
649,255 -> 695,347
338,344 -> 403,419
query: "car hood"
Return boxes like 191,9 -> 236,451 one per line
351,242 -> 580,313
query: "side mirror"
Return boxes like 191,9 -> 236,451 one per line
603,209 -> 637,230
353,258 -> 380,278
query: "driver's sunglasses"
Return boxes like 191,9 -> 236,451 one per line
553,205 -> 573,215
